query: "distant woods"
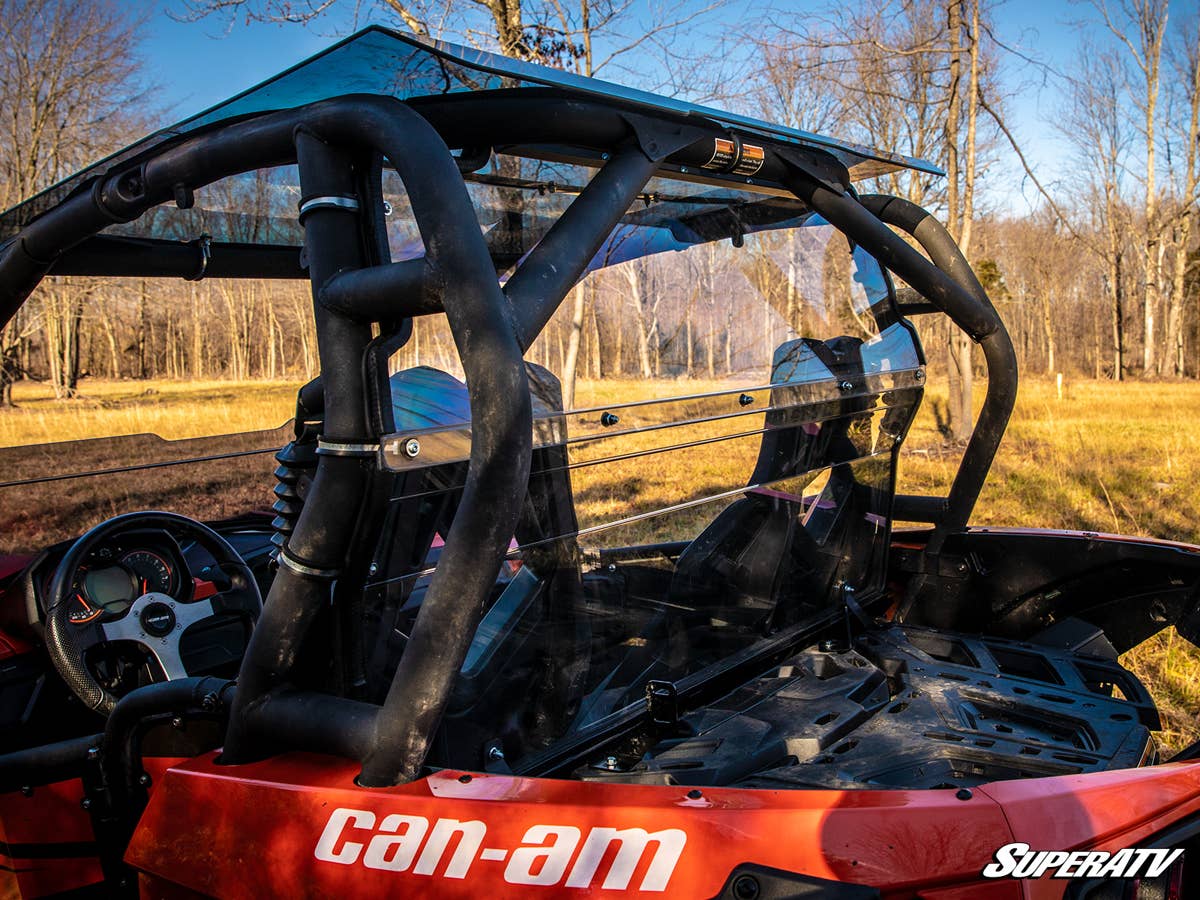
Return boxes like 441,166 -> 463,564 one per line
1,0 -> 1199,442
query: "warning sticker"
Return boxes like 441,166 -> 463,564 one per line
732,143 -> 765,176
702,137 -> 736,171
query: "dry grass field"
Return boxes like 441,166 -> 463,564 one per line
4,373 -> 1200,754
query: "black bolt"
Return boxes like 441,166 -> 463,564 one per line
600,411 -> 620,427
81,798 -> 91,810
20,786 -> 32,797
86,746 -> 100,761
138,773 -> 151,787
686,789 -> 703,800
732,874 -> 760,900
171,716 -> 184,729
955,788 -> 973,801
458,773 -> 472,784
738,393 -> 754,407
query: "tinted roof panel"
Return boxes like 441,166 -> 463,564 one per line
0,26 -> 941,239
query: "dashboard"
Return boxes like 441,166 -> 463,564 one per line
0,522 -> 277,752
63,532 -> 184,625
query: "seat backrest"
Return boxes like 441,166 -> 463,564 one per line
668,333 -> 920,630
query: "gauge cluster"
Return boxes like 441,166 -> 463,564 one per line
61,533 -> 186,626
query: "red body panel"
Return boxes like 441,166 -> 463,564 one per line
0,778 -> 103,897
124,753 -> 1200,899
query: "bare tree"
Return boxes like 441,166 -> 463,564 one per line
1088,0 -> 1168,375
1163,12 -> 1200,376
0,0 -> 148,400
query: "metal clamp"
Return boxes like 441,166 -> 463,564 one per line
278,549 -> 341,580
298,195 -> 360,219
316,440 -> 380,458
183,234 -> 211,282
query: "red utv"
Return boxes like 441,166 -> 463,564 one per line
0,26 -> 1197,900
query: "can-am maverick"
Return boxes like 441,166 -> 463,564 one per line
0,26 -> 1198,900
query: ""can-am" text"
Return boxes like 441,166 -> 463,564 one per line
314,807 -> 687,891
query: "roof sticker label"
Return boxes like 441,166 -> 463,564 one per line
701,137 -> 737,171
733,143 -> 765,176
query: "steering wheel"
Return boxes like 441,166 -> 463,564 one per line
43,511 -> 262,716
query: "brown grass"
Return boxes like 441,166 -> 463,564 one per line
4,372 -> 1200,753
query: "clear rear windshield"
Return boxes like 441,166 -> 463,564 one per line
362,215 -> 924,768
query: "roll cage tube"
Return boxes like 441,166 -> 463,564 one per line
779,160 -> 1018,630
0,92 -> 1011,784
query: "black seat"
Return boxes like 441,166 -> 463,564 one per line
668,335 -> 881,632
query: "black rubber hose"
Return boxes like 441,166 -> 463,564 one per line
0,733 -> 102,794
221,134 -> 374,763
103,677 -> 234,805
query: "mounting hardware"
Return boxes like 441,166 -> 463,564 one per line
183,234 -> 212,282
488,746 -> 506,762
86,746 -> 100,761
646,679 -> 679,726
172,183 -> 195,210
604,756 -> 619,770
839,380 -> 854,392
732,874 -> 760,900
600,411 -> 619,427
955,788 -> 973,801
738,393 -> 754,406
458,773 -> 472,783
686,789 -> 703,800
403,438 -> 421,458
138,773 -> 151,787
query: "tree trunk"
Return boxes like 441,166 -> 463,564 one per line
562,284 -> 585,409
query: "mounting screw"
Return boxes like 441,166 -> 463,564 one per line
201,691 -> 219,712
604,755 -> 619,770
915,369 -> 926,382
955,788 -> 973,801
138,773 -> 152,787
86,746 -> 100,761
458,773 -> 472,783
171,716 -> 184,729
819,639 -> 841,653
956,562 -> 969,574
20,786 -> 32,797
732,874 -> 760,899
738,393 -> 754,406
488,746 -> 506,762
382,200 -> 393,216
600,411 -> 620,427
686,788 -> 703,799
81,798 -> 91,810
839,380 -> 854,392
403,438 -> 421,458
368,562 -> 379,576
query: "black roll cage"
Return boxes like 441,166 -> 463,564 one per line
0,90 -> 1015,786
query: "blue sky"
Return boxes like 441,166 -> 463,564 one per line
132,0 -> 1126,216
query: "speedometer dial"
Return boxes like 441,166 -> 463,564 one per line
122,550 -> 173,596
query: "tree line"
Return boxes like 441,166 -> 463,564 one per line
0,0 -> 1197,444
